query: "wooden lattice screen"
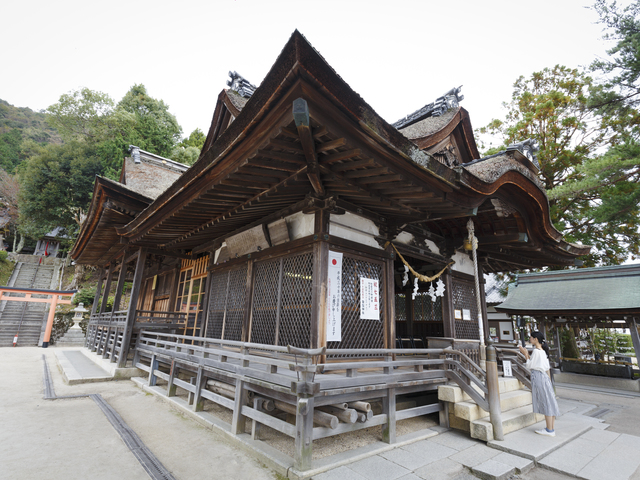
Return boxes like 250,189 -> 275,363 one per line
205,265 -> 248,341
452,277 -> 480,339
327,254 -> 385,356
249,252 -> 313,348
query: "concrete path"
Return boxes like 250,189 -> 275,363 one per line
0,347 -> 279,480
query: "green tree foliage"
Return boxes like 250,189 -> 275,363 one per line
170,128 -> 206,166
0,129 -> 22,172
548,1 -> 640,258
17,141 -> 104,241
180,128 -> 206,149
481,66 -> 637,265
116,84 -> 182,158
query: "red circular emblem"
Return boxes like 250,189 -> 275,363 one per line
332,259 -> 337,265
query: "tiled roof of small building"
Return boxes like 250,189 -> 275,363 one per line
496,264 -> 640,314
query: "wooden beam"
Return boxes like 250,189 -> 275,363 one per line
294,98 -> 325,196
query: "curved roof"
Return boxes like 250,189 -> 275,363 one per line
73,31 -> 589,272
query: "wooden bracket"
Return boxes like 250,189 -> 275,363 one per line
294,98 -> 325,196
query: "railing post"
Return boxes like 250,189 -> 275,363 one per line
382,353 -> 396,444
486,341 -> 504,441
231,346 -> 249,433
288,345 -> 324,472
148,354 -> 158,387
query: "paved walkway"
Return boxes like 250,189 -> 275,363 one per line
312,401 -> 640,480
2,346 -> 640,480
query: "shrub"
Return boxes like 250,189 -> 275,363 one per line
0,250 -> 8,262
74,287 -> 96,306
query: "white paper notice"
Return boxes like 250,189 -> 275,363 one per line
502,360 -> 513,377
327,251 -> 343,342
360,277 -> 380,320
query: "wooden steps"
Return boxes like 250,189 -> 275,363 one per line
439,377 -> 543,442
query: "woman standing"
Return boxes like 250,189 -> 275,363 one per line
519,331 -> 560,436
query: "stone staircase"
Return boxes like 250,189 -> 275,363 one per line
439,377 -> 543,441
0,259 -> 62,347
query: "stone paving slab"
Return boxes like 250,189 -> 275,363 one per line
487,412 -> 606,461
54,349 -> 112,384
412,458 -> 466,480
346,455 -> 411,480
575,433 -> 640,480
471,458 -> 515,480
491,451 -> 533,473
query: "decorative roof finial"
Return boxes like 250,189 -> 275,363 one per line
226,71 -> 257,98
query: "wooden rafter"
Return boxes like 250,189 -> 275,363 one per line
161,166 -> 308,248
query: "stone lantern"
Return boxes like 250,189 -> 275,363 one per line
57,303 -> 88,347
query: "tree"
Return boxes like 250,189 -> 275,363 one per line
481,66 -> 638,265
170,128 -> 206,166
116,84 -> 182,158
17,142 -> 104,243
46,85 -> 184,173
0,168 -> 21,251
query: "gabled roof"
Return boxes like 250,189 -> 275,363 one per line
70,176 -> 153,265
74,31 -> 589,272
119,147 -> 189,200
495,264 -> 640,316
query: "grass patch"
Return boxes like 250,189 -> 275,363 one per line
0,258 -> 15,286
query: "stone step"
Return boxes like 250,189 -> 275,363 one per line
454,389 -> 533,422
438,377 -> 523,404
470,405 -> 544,442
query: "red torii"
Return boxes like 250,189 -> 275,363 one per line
0,286 -> 77,347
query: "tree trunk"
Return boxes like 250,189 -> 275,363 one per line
15,232 -> 24,254
69,264 -> 87,290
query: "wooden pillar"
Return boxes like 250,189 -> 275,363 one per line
478,264 -> 489,342
553,325 -> 563,363
111,256 -> 128,312
312,240 -> 329,351
384,245 -> 396,349
118,248 -> 147,368
241,260 -> 254,343
199,271 -> 212,338
313,209 -> 330,351
99,264 -> 114,314
629,318 -> 640,365
441,272 -> 454,338
167,263 -> 181,312
91,269 -> 105,316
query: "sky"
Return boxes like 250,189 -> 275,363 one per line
0,0 -> 617,142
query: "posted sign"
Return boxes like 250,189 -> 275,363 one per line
360,277 -> 380,320
327,251 -> 343,341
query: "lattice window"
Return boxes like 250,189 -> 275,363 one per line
395,293 -> 407,322
250,252 -> 313,348
205,265 -> 247,340
452,278 -> 479,339
413,292 -> 442,322
328,255 -> 385,355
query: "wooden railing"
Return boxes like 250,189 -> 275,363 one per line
426,337 -> 481,365
134,310 -> 187,327
495,347 -> 531,390
133,331 -> 499,471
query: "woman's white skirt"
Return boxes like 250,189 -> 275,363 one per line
530,370 -> 560,417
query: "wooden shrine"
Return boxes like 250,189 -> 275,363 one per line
70,31 -> 588,470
